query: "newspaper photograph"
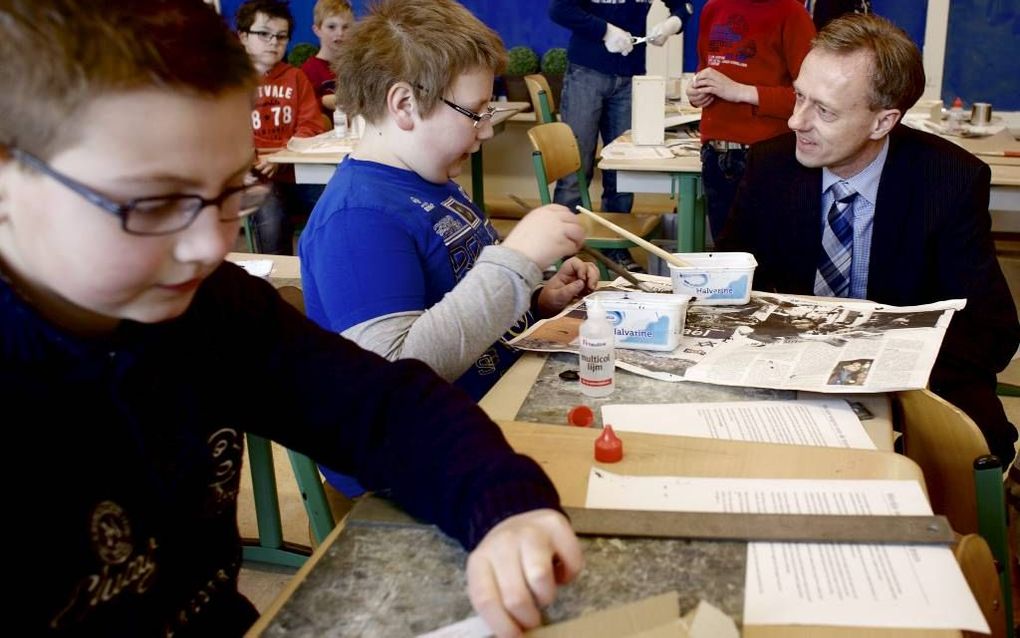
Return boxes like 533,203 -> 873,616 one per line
510,277 -> 965,393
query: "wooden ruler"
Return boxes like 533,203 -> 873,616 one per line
565,507 -> 954,545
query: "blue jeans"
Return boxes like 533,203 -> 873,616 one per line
251,182 -> 324,255
700,145 -> 748,243
554,63 -> 633,214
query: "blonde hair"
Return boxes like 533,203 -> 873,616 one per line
336,0 -> 506,123
313,0 -> 353,26
813,13 -> 925,113
0,0 -> 255,160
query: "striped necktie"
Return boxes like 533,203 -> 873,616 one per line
814,181 -> 857,297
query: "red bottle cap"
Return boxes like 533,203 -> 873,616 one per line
594,425 -> 623,463
952,97 -> 964,108
567,405 -> 594,427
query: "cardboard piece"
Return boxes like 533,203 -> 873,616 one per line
525,591 -> 681,637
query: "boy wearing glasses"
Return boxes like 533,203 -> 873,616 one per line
299,0 -> 599,499
237,0 -> 326,254
301,0 -> 598,402
0,1 -> 582,636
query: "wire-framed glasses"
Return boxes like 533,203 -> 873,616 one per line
415,84 -> 496,128
246,29 -> 289,44
10,147 -> 270,236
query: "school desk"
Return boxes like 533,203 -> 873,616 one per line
264,101 -> 530,212
480,351 -> 896,452
244,415 -> 959,638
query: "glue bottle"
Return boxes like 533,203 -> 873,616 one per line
579,297 -> 615,397
947,97 -> 967,133
333,108 -> 348,138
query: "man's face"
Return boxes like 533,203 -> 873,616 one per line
788,49 -> 899,178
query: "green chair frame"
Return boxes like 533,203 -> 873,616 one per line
524,74 -> 555,124
242,434 -> 335,568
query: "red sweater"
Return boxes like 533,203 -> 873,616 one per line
696,0 -> 815,145
251,61 -> 325,151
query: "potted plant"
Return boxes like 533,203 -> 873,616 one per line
287,42 -> 319,68
503,45 -> 538,104
540,47 -> 568,111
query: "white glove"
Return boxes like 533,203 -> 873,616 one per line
603,23 -> 634,56
648,15 -> 682,47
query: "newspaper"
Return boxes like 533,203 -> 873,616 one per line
509,277 -> 965,393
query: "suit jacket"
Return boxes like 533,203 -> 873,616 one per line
718,125 -> 1019,384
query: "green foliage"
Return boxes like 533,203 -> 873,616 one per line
541,48 -> 568,76
506,46 -> 539,77
287,42 -> 319,68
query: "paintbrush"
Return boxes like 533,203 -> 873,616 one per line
506,195 -> 653,292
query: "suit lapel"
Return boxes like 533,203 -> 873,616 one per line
788,162 -> 822,292
868,128 -> 913,300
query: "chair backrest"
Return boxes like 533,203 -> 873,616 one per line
524,73 -> 555,123
895,389 -> 991,534
526,122 -> 591,209
954,534 -> 1009,638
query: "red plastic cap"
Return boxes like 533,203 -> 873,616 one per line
952,97 -> 964,108
594,425 -> 623,463
568,405 -> 594,427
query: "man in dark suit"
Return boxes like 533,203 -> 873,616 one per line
718,13 -> 1020,465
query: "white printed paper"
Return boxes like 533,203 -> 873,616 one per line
601,400 -> 876,449
585,471 -> 989,633
234,259 -> 273,278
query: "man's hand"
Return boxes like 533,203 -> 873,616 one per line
537,257 -> 599,317
603,23 -> 634,56
648,15 -> 682,47
466,509 -> 584,637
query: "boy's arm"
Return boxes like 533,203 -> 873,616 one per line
755,8 -> 816,118
292,69 -> 328,138
339,244 -> 541,382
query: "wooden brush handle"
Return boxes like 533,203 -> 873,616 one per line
575,206 -> 691,268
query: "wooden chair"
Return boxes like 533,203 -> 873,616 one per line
894,388 -> 1013,634
955,533 -> 1009,638
242,285 -> 336,568
524,73 -> 555,124
527,122 -> 662,279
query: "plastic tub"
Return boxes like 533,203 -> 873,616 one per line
587,291 -> 690,351
668,252 -> 757,305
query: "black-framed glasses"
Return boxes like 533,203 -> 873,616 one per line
10,147 -> 270,236
415,84 -> 496,128
245,29 -> 289,44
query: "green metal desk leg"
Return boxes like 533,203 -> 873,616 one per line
471,147 -> 485,212
674,174 -> 702,253
286,449 -> 335,545
974,455 -> 1014,637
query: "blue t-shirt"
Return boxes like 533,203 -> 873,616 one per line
300,157 -> 530,401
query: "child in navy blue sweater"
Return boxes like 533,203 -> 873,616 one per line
0,1 -> 582,635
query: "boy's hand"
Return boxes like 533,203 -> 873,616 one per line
537,258 -> 599,317
254,154 -> 280,179
688,68 -> 757,105
502,205 -> 585,269
466,509 -> 583,637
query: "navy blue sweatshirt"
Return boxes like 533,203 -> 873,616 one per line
3,262 -> 561,636
550,0 -> 693,77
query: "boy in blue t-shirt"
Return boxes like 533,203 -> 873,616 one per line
300,5 -> 598,406
0,1 -> 583,635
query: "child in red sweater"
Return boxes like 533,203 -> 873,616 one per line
238,0 -> 327,254
301,0 -> 353,115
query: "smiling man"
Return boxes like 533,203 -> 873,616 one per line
717,13 -> 1020,466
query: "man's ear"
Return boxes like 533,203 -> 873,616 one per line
870,108 -> 901,140
387,82 -> 416,132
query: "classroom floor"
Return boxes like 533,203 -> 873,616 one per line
235,238 -> 1020,618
